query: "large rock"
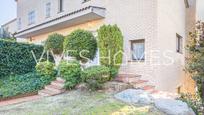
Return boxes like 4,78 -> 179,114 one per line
114,89 -> 153,105
154,99 -> 195,115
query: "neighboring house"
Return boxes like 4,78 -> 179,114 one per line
197,0 -> 204,20
1,18 -> 27,42
13,0 -> 197,93
1,18 -> 17,38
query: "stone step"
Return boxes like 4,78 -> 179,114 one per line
131,80 -> 148,88
115,76 -> 141,84
51,81 -> 64,88
151,90 -> 159,94
142,85 -> 155,93
103,81 -> 133,92
38,89 -> 59,97
117,73 -> 141,78
56,77 -> 66,83
45,85 -> 65,93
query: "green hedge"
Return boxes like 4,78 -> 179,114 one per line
81,66 -> 110,91
97,25 -> 123,78
59,60 -> 81,89
81,66 -> 110,82
0,40 -> 47,78
0,72 -> 54,98
36,61 -> 56,77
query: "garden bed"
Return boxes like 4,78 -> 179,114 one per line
0,72 -> 54,99
0,92 -> 37,102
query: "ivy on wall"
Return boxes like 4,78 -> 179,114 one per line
0,40 -> 46,78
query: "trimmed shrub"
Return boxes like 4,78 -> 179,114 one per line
0,72 -> 54,98
64,29 -> 97,63
35,61 -> 56,77
109,67 -> 118,79
59,60 -> 81,89
81,66 -> 110,91
0,40 -> 48,78
97,25 -> 123,78
44,33 -> 64,55
179,94 -> 204,115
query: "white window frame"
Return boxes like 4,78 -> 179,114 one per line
17,18 -> 21,30
184,0 -> 190,8
28,11 -> 35,25
82,0 -> 91,3
46,2 -> 51,18
131,39 -> 145,61
58,0 -> 63,13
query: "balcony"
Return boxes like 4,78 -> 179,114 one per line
15,6 -> 106,38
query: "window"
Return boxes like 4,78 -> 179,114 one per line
176,34 -> 183,53
58,0 -> 63,13
131,40 -> 145,61
184,0 -> 190,8
82,0 -> 91,3
17,18 -> 21,30
28,11 -> 35,25
46,2 -> 51,18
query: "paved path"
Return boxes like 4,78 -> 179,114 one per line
0,95 -> 41,107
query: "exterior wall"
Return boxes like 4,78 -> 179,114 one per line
1,19 -> 17,37
16,0 -> 104,32
181,0 -> 197,94
16,0 -> 196,93
105,0 -> 194,92
156,0 -> 186,92
104,0 -> 159,90
1,18 -> 28,43
197,0 -> 204,20
30,19 -> 104,44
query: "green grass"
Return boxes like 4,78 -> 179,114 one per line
0,90 -> 163,115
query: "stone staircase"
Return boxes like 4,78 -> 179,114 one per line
111,73 -> 158,93
38,77 -> 66,97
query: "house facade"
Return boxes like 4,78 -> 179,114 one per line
13,0 -> 197,93
1,18 -> 17,38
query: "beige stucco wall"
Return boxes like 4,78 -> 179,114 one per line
30,19 -> 104,44
181,0 -> 197,94
156,0 -> 186,92
105,0 -> 195,92
104,0 -> 160,90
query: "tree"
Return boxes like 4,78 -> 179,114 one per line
97,25 -> 123,78
44,33 -> 64,55
186,21 -> 204,103
64,29 -> 97,63
44,33 -> 64,66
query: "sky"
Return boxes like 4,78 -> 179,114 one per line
0,0 -> 16,26
197,0 -> 204,20
0,0 -> 203,26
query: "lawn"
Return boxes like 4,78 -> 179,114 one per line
0,90 -> 163,115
